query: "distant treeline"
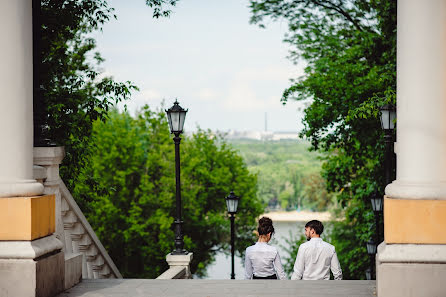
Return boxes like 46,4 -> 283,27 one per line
226,139 -> 335,212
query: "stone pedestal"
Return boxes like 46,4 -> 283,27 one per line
34,147 -> 65,247
0,235 -> 64,297
166,253 -> 193,279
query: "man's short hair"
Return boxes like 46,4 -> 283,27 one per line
305,220 -> 324,235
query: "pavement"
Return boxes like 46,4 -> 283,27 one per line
58,279 -> 376,297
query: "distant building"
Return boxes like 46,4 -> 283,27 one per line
224,130 -> 299,141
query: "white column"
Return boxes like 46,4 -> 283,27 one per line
377,1 -> 446,296
0,0 -> 43,197
386,0 -> 446,200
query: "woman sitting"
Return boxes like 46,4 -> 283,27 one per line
244,216 -> 287,280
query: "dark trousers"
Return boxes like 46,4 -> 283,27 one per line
253,274 -> 277,279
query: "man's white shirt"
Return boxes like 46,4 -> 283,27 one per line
244,242 -> 287,279
291,237 -> 342,280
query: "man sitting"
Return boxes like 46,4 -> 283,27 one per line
291,220 -> 342,280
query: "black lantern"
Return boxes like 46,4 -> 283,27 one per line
379,104 -> 396,131
225,191 -> 240,279
165,100 -> 188,255
370,194 -> 383,213
166,100 -> 188,135
225,191 -> 240,214
366,239 -> 377,255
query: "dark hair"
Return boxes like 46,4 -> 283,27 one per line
305,220 -> 324,235
258,217 -> 275,235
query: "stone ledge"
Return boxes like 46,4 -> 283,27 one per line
377,242 -> 446,263
166,252 -> 193,267
34,147 -> 65,166
0,235 -> 63,259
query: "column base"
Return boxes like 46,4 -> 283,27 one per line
386,180 -> 446,200
0,235 -> 64,297
0,180 -> 44,198
377,242 -> 446,297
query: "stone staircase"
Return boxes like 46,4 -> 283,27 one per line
59,181 -> 122,280
34,147 -> 122,289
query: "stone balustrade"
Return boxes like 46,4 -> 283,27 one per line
34,147 -> 122,290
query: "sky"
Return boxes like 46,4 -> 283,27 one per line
92,0 -> 306,133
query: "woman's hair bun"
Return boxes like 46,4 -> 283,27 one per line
258,216 -> 274,235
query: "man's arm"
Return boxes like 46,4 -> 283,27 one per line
331,249 -> 342,280
291,245 -> 305,280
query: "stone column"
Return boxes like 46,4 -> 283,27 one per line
0,1 -> 64,296
377,0 -> 446,296
0,0 -> 43,198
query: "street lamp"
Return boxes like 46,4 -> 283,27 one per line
370,193 -> 383,243
166,100 -> 188,255
366,239 -> 377,280
379,104 -> 396,186
225,191 -> 240,279
366,239 -> 377,255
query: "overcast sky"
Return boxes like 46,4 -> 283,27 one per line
92,0 -> 306,132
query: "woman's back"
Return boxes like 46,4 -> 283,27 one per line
244,217 -> 287,280
245,242 -> 286,279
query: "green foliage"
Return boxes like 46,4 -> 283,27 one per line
74,107 -> 263,278
38,0 -> 178,200
229,140 -> 332,211
249,0 -> 396,279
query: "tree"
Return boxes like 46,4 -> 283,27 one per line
74,107 -> 263,278
249,0 -> 396,279
37,0 -> 178,200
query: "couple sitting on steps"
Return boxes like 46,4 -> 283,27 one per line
244,217 -> 343,280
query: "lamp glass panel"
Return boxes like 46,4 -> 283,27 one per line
226,199 -> 238,213
371,197 -> 383,212
389,110 -> 396,130
380,110 -> 390,130
366,242 -> 376,254
375,197 -> 383,212
167,113 -> 174,133
170,112 -> 180,133
179,110 -> 187,132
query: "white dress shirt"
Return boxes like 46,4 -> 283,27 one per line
291,238 -> 342,280
244,242 -> 287,280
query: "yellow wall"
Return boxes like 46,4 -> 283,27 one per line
384,197 -> 446,244
0,195 -> 55,240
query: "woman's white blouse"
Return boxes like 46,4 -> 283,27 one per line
244,242 -> 287,280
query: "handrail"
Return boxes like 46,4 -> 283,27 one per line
156,266 -> 187,279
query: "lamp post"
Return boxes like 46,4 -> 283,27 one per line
225,191 -> 240,279
379,104 -> 396,186
366,239 -> 377,279
370,193 -> 383,243
165,100 -> 188,255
